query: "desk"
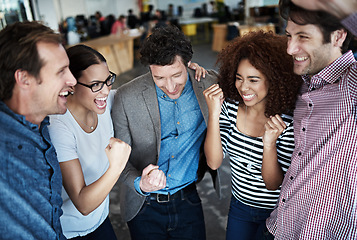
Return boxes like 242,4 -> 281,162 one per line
238,24 -> 275,36
80,30 -> 142,75
212,23 -> 275,52
180,17 -> 217,43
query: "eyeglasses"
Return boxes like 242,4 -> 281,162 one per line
77,71 -> 116,93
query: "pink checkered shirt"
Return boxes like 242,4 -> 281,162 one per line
267,14 -> 357,239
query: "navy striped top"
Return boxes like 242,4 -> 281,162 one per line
220,100 -> 294,209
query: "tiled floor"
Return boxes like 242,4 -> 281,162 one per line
109,42 -> 232,240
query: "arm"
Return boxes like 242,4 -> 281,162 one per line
203,84 -> 224,170
112,85 -> 166,194
61,137 -> 131,215
291,0 -> 357,19
261,115 -> 286,190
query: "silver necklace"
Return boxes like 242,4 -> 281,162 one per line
68,108 -> 96,130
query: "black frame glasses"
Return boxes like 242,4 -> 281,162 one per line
77,71 -> 116,93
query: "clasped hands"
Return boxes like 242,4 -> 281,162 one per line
139,164 -> 167,193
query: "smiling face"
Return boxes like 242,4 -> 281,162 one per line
73,62 -> 112,114
235,59 -> 269,109
285,20 -> 338,76
150,56 -> 188,100
32,42 -> 76,118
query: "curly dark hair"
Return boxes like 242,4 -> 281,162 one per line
217,31 -> 302,117
140,25 -> 193,66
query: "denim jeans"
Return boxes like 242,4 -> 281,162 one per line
69,217 -> 117,240
127,188 -> 206,240
226,196 -> 274,240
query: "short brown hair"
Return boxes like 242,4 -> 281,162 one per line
217,31 -> 302,117
279,0 -> 352,54
0,21 -> 62,101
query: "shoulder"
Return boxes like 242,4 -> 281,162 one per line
49,112 -> 69,125
221,100 -> 239,119
48,111 -> 74,134
279,114 -> 294,138
205,69 -> 219,79
188,68 -> 218,85
223,99 -> 239,111
280,113 -> 294,126
116,71 -> 153,96
347,60 -> 357,101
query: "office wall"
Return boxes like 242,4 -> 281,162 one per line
156,0 -> 242,18
33,0 -> 279,31
245,0 -> 278,17
58,0 -> 138,20
246,0 -> 278,7
33,0 -> 139,31
32,0 -> 59,31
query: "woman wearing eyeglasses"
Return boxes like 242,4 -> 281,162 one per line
48,44 -> 131,239
48,44 -> 206,239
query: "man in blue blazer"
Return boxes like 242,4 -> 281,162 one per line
112,25 -> 220,240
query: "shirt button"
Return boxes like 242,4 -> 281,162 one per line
309,103 -> 312,107
302,127 -> 306,131
290,176 -> 294,180
168,174 -> 171,177
177,121 -> 180,125
174,101 -> 177,104
18,145 -> 22,150
282,198 -> 286,202
298,152 -> 302,156
171,155 -> 174,158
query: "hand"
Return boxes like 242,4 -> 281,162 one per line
188,61 -> 207,81
290,0 -> 357,19
262,115 -> 286,149
139,164 -> 166,193
203,84 -> 224,119
105,137 -> 131,173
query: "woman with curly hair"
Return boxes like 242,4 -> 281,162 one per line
203,31 -> 302,240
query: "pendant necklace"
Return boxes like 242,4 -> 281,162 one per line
68,108 -> 96,131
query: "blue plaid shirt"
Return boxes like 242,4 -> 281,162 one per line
0,101 -> 64,240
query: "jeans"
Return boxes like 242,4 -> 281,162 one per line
226,196 -> 274,240
127,187 -> 206,240
69,216 -> 117,240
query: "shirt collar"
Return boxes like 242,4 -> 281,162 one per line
155,72 -> 192,101
302,50 -> 356,87
0,100 -> 49,130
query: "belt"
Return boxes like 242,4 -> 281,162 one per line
149,183 -> 196,203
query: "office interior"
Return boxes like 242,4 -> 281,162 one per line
1,0 -> 356,239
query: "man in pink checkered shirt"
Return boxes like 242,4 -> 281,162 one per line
266,0 -> 357,239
